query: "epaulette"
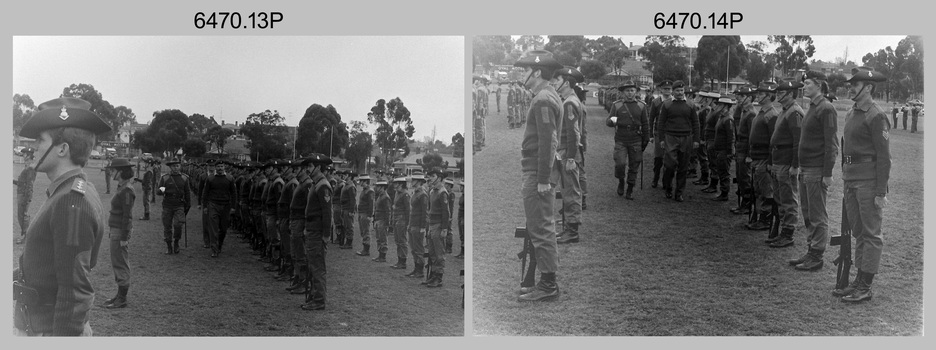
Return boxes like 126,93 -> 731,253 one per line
71,178 -> 87,195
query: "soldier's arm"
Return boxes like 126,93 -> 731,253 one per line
534,102 -> 558,185
50,192 -> 99,335
690,107 -> 700,144
122,189 -> 135,236
321,187 -> 333,236
870,113 -> 892,195
822,104 -> 839,177
790,109 -> 803,168
441,193 -> 451,230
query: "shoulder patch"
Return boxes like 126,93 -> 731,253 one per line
71,179 -> 86,195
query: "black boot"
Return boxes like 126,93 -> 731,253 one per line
426,272 -> 444,288
371,252 -> 387,262
770,227 -> 795,248
165,241 -> 174,255
794,249 -> 824,271
712,191 -> 729,201
557,223 -> 580,244
625,184 -> 634,200
842,272 -> 874,303
702,178 -> 719,193
356,244 -> 370,256
391,257 -> 407,269
518,272 -> 559,302
104,286 -> 129,309
617,178 -> 626,196
832,269 -> 862,297
405,263 -> 424,278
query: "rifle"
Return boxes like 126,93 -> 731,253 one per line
515,227 -> 537,288
831,202 -> 853,290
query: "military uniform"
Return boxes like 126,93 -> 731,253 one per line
767,80 -> 804,247
554,67 -> 586,243
104,159 -> 136,309
140,163 -> 154,220
425,170 -> 450,287
102,155 -> 113,194
391,178 -> 411,268
712,97 -> 737,200
656,81 -> 700,201
372,183 -> 392,261
16,166 -> 37,240
158,161 -> 191,254
648,87 -> 673,188
748,84 -> 781,231
607,82 -> 649,200
340,176 -> 358,249
201,164 -> 236,257
733,87 -> 758,213
303,158 -> 333,310
406,180 -> 429,278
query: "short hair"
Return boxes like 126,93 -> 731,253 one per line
535,67 -> 558,82
49,127 -> 96,167
118,167 -> 134,180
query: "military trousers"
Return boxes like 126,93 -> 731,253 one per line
520,164 -> 559,274
109,229 -> 131,288
695,142 -> 710,178
902,114 -> 908,130
751,159 -> 774,215
770,164 -> 800,230
202,206 -> 210,246
578,155 -> 588,198
558,157 -> 582,225
393,220 -> 409,259
207,202 -> 231,254
714,150 -> 733,194
706,144 -> 719,181
799,167 -> 830,252
374,219 -> 389,253
290,218 -> 307,267
303,222 -> 327,306
264,213 -> 278,242
278,217 -> 291,258
911,115 -> 918,132
735,152 -> 752,198
844,179 -> 884,274
161,206 -> 185,242
141,187 -> 151,216
427,222 -> 446,275
613,140 -> 642,185
359,214 -> 372,246
661,134 -> 692,194
408,225 -> 426,267
342,210 -> 355,243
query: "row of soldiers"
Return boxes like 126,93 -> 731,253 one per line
601,66 -> 892,302
151,155 -> 461,310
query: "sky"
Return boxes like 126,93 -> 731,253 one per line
515,35 -> 908,63
12,36 -> 465,143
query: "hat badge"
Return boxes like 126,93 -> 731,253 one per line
534,56 -> 540,63
868,72 -> 873,77
59,106 -> 70,120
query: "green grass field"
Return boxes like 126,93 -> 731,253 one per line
472,95 -> 923,336
12,163 -> 465,336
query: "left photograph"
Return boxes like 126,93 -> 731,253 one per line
12,36 -> 466,336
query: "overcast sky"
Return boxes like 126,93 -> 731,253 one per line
515,35 -> 908,63
12,36 -> 464,143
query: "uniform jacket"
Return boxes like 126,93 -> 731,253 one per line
409,187 -> 429,229
305,171 -> 333,236
108,182 -> 135,238
771,100 -> 804,167
428,185 -> 450,228
749,103 -> 781,161
842,97 -> 892,195
799,94 -> 840,176
521,85 -> 563,184
609,99 -> 649,145
158,173 -> 191,208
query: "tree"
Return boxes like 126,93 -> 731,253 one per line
240,109 -> 289,161
344,120 -> 373,172
826,72 -> 848,98
516,35 -> 545,51
892,35 -> 924,100
188,113 -> 216,137
60,83 -> 135,141
473,35 -> 514,67
694,36 -> 748,89
421,152 -> 445,171
181,137 -> 207,158
767,36 -> 815,77
13,93 -> 36,137
640,36 -> 689,82
544,35 -> 588,66
743,41 -> 776,87
578,60 -> 608,80
143,109 -> 191,158
296,103 -> 348,157
368,97 -> 415,172
203,125 -> 234,155
451,132 -> 464,158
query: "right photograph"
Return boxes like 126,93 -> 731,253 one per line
471,35 -> 924,336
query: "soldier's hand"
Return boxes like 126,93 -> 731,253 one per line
693,142 -> 700,149
745,157 -> 752,163
537,183 -> 551,194
119,240 -> 129,247
659,140 -> 665,149
822,176 -> 832,188
874,195 -> 889,209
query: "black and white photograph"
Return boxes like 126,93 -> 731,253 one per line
12,36 -> 466,336
471,35 -> 923,335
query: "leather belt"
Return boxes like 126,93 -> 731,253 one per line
521,149 -> 536,157
616,124 -> 640,130
842,155 -> 876,165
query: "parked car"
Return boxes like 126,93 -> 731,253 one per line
90,150 -> 103,159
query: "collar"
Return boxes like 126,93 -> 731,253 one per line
809,94 -> 826,106
47,168 -> 86,198
853,95 -> 874,112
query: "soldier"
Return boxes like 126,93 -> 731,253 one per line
649,80 -> 674,188
507,82 -> 518,128
656,80 -> 701,202
14,97 -> 111,336
356,175 -> 375,256
514,50 -> 563,302
138,159 -> 154,220
553,67 -> 586,243
788,71 -> 839,271
340,172 -> 359,249
102,152 -> 113,194
200,158 -> 236,258
607,80 -> 649,201
444,178 -> 456,252
768,79 -> 805,248
576,84 -> 590,211
711,95 -> 737,201
686,86 -> 701,179
424,168 -> 450,288
901,103 -> 909,130
455,180 -> 465,258
262,160 -> 286,272
496,82 -> 502,114
695,91 -> 720,190
832,67 -> 891,302
747,82 -> 782,232
372,180 -> 392,262
732,86 -> 758,214
197,160 -> 214,249
405,173 -> 429,278
332,170 -> 345,245
275,161 -> 297,280
103,158 -> 136,309
157,158 -> 191,255
151,159 -> 161,203
390,176 -> 411,268
891,103 -> 899,130
302,154 -> 333,311
286,158 -> 313,294
16,150 -> 37,245
910,102 -> 920,133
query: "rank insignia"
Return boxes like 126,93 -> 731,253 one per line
71,179 -> 86,194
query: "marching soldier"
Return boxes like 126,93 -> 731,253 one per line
711,95 -> 737,201
302,154 -> 333,311
405,173 -> 429,279
788,71 -> 839,271
696,91 -> 720,190
649,80 -> 674,188
607,80 -> 649,201
767,79 -> 805,248
372,180 -> 392,262
732,86 -> 758,214
139,159 -> 154,220
514,50 -> 563,302
747,82 -> 782,232
201,159 -> 236,257
656,80 -> 700,202
554,66 -> 586,243
834,67 -> 891,302
151,159 -> 161,203
356,175 -> 375,256
340,172 -> 358,249
15,97 -> 111,336
157,158 -> 191,255
425,168 -> 450,288
103,158 -> 136,309
390,176 -> 411,269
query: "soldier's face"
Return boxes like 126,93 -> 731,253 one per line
170,164 -> 181,173
661,87 -> 672,97
623,88 -> 637,100
803,79 -> 821,98
673,88 -> 685,99
848,81 -> 870,100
